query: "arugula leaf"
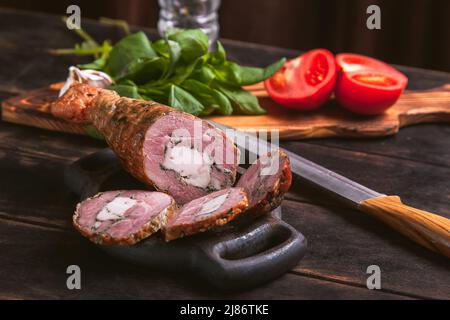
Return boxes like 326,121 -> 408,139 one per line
212,81 -> 266,115
213,58 -> 286,86
168,29 -> 209,62
78,41 -> 112,70
168,85 -> 204,115
109,84 -> 142,99
105,32 -> 157,78
181,79 -> 232,115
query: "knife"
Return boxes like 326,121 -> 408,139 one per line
209,121 -> 450,259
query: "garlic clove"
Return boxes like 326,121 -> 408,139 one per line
59,66 -> 113,97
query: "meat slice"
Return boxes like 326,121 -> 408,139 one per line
73,190 -> 176,245
52,84 -> 240,205
163,188 -> 248,241
236,150 -> 292,215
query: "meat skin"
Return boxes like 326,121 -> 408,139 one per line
163,188 -> 248,241
52,84 -> 239,204
236,150 -> 292,215
73,190 -> 176,245
51,83 -> 101,123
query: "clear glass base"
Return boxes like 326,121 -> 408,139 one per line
158,0 -> 221,46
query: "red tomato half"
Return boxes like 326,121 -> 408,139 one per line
335,53 -> 408,115
265,49 -> 337,110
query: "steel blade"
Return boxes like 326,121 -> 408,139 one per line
209,120 -> 383,207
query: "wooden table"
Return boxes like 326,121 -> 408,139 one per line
0,8 -> 448,300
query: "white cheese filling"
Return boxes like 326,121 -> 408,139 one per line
260,153 -> 279,176
96,197 -> 137,221
198,192 -> 228,216
162,144 -> 214,189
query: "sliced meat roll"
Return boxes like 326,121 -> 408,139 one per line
52,84 -> 240,205
163,188 -> 248,241
236,150 -> 292,215
73,190 -> 175,245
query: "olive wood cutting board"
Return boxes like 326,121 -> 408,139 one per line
2,82 -> 449,140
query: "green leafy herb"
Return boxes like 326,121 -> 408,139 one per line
109,84 -> 142,99
105,31 -> 157,77
167,29 -> 209,62
119,57 -> 166,84
181,79 -> 232,115
207,41 -> 226,65
168,85 -> 204,115
212,58 -> 286,86
84,125 -> 104,140
53,21 -> 285,116
213,81 -> 266,115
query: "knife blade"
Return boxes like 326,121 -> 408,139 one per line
209,120 -> 450,258
209,120 -> 383,207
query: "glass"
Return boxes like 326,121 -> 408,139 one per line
158,0 -> 221,45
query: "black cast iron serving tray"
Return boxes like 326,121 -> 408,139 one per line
64,148 -> 307,290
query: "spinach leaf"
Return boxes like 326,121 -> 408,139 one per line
207,41 -> 226,65
168,29 -> 209,62
151,39 -> 170,58
181,79 -> 232,115
109,84 -> 142,99
118,57 -> 167,85
162,39 -> 182,80
168,85 -> 204,115
78,56 -> 107,70
190,64 -> 216,85
105,32 -> 157,78
84,125 -> 104,140
169,57 -> 203,85
58,24 -> 286,117
212,81 -> 266,114
139,86 -> 169,105
213,58 -> 286,86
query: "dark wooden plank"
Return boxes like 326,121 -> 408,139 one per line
0,121 -> 104,161
1,7 -> 449,94
0,124 -> 447,299
0,8 -> 130,92
302,124 -> 450,168
282,200 -> 450,300
282,141 -> 450,215
0,147 -> 79,224
0,218 -> 410,299
1,8 -> 449,166
0,7 -> 448,300
1,121 -> 449,221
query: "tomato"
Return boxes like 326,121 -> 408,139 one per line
335,53 -> 408,115
265,49 -> 337,110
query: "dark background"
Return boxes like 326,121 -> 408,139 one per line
1,0 -> 449,72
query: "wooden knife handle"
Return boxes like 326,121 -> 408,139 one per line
359,196 -> 450,258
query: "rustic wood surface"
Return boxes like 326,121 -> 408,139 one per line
2,80 -> 450,140
0,8 -> 449,299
